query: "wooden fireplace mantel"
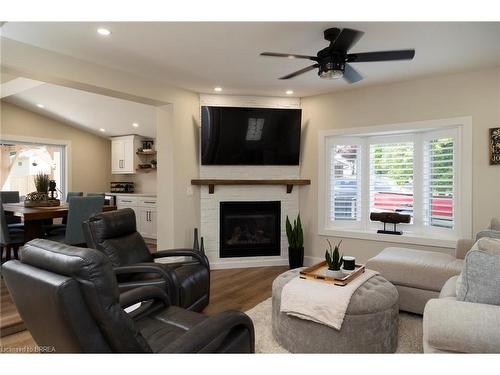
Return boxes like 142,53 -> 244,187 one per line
191,179 -> 311,194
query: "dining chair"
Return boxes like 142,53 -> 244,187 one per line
44,192 -> 85,236
0,200 -> 25,263
0,191 -> 23,226
47,196 -> 105,246
66,191 -> 84,202
87,192 -> 105,198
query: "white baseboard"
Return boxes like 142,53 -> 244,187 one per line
210,258 -> 289,270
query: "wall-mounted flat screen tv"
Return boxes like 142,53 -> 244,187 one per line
201,106 -> 302,165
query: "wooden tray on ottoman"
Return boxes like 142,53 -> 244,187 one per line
299,261 -> 365,286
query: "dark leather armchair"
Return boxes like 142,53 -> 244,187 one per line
82,208 -> 210,312
1,239 -> 254,353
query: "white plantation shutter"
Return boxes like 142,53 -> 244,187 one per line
369,141 -> 414,218
323,124 -> 466,239
423,135 -> 455,229
329,142 -> 362,222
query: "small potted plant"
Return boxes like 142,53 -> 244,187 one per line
150,159 -> 157,169
286,214 -> 304,269
325,239 -> 343,278
34,172 -> 50,194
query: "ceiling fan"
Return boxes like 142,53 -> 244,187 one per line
260,27 -> 415,83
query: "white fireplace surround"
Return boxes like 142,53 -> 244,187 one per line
198,94 -> 301,269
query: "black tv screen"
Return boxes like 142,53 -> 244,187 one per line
201,106 -> 301,165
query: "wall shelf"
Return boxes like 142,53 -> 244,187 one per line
136,168 -> 157,173
191,179 -> 311,194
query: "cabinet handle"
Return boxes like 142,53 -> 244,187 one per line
143,201 -> 155,204
122,200 -> 132,203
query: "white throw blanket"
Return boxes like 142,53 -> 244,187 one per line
280,269 -> 379,330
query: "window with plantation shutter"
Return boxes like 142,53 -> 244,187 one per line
369,140 -> 414,219
320,118 -> 471,244
423,134 -> 456,230
328,140 -> 362,225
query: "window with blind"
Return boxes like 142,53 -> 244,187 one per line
423,135 -> 455,230
329,143 -> 361,222
369,140 -> 414,219
322,125 -> 464,239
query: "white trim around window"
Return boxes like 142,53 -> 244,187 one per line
318,117 -> 472,248
0,134 -> 72,197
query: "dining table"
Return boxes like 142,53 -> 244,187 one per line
2,202 -> 117,241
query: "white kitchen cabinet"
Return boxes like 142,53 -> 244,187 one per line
116,195 -> 157,240
111,135 -> 141,174
138,207 -> 157,239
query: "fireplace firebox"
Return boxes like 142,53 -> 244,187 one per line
220,201 -> 281,258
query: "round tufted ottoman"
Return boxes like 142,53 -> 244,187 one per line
272,268 -> 399,353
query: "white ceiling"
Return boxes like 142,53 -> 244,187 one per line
3,81 -> 157,138
2,22 -> 500,97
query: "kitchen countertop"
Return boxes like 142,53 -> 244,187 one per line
106,192 -> 157,197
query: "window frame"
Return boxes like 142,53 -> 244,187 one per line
318,117 -> 472,248
0,134 -> 71,200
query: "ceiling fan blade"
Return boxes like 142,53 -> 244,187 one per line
279,64 -> 319,80
331,28 -> 364,52
260,52 -> 318,61
343,64 -> 363,84
347,49 -> 415,63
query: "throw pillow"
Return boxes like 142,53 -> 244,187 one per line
489,217 -> 500,231
478,237 -> 500,254
457,242 -> 500,306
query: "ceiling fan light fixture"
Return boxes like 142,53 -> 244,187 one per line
319,69 -> 344,80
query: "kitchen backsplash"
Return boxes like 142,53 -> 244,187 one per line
111,172 -> 156,194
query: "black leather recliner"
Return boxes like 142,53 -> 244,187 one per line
82,208 -> 210,312
2,239 -> 254,353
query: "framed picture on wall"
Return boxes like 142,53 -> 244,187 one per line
490,127 -> 500,165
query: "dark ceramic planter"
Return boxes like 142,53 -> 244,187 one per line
288,246 -> 304,269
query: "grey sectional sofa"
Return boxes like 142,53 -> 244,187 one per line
423,237 -> 500,353
366,219 -> 500,315
366,241 -> 470,314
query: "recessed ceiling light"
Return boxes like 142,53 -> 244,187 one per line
97,28 -> 111,36
36,104 -> 45,108
132,123 -> 139,128
285,90 -> 294,95
214,87 -> 222,92
99,128 -> 106,132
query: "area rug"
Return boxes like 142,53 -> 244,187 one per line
245,298 -> 423,353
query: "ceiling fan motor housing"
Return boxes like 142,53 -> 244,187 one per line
317,49 -> 346,77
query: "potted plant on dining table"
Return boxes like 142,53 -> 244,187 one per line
24,173 -> 60,207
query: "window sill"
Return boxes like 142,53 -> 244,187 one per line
319,228 -> 458,249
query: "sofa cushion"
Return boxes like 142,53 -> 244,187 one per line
476,230 -> 500,241
457,238 -> 500,306
489,217 -> 500,231
439,276 -> 459,300
366,247 -> 463,292
478,237 -> 500,254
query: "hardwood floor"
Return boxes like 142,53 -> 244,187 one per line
1,278 -> 25,337
0,265 -> 288,350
